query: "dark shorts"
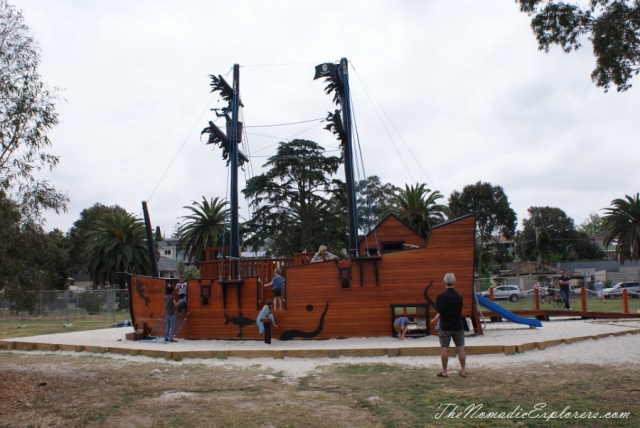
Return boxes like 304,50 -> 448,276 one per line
438,328 -> 465,348
273,287 -> 282,298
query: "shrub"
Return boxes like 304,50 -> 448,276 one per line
78,292 -> 102,314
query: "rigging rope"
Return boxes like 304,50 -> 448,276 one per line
239,108 -> 262,259
146,93 -> 218,202
240,61 -> 318,68
245,117 -> 324,128
350,62 -> 439,190
350,98 -> 379,256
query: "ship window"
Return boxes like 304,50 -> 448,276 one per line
200,285 -> 211,298
390,304 -> 429,337
381,241 -> 404,253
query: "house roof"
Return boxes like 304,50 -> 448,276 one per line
158,256 -> 179,271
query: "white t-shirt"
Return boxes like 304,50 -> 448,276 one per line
177,281 -> 187,297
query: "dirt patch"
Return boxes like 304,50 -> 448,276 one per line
0,352 -> 638,427
0,353 -> 381,427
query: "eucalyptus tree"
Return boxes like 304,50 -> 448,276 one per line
391,183 -> 451,238
177,196 -> 228,264
85,212 -> 152,288
516,0 -> 640,92
602,193 -> 640,262
0,1 -> 68,223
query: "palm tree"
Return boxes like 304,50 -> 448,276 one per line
391,183 -> 452,237
178,197 -> 229,264
85,212 -> 152,287
602,193 -> 640,262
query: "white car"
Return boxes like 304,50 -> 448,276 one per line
480,285 -> 523,302
603,281 -> 640,299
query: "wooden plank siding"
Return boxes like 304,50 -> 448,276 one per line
358,214 -> 426,255
129,215 -> 476,340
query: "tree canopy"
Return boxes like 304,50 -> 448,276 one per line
602,193 -> 640,262
0,0 -> 68,223
449,182 -> 517,274
85,212 -> 153,287
356,175 -> 400,229
392,183 -> 451,238
517,206 -> 604,262
0,191 -> 69,312
517,0 -> 640,92
177,196 -> 229,264
67,203 -> 127,274
242,139 -> 344,257
578,212 -> 605,236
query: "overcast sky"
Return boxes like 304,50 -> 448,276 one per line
12,0 -> 640,236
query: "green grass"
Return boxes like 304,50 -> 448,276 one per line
0,311 -> 130,339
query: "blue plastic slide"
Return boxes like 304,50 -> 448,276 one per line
475,294 -> 543,328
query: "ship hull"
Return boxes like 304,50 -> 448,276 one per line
128,215 -> 477,340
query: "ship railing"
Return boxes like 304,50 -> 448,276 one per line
199,257 -> 292,283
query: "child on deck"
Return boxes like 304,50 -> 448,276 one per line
262,268 -> 285,310
176,276 -> 187,301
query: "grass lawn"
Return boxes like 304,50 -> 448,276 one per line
0,353 -> 637,427
0,311 -> 130,339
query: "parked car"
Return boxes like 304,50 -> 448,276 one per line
480,285 -> 523,302
603,281 -> 640,299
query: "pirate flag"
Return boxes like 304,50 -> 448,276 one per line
313,62 -> 338,80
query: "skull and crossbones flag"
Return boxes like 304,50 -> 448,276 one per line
313,62 -> 338,80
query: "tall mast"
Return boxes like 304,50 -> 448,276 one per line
338,58 -> 359,258
141,201 -> 159,277
314,57 -> 359,257
202,63 -> 247,279
229,64 -> 241,268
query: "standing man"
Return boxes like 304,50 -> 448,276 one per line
558,270 -> 572,310
595,279 -> 606,304
433,273 -> 467,378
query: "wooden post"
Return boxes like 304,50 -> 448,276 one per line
622,288 -> 629,314
580,287 -> 587,312
489,287 -> 494,302
534,288 -> 540,310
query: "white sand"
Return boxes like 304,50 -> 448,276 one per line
4,318 -> 640,378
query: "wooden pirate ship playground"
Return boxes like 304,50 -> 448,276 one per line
129,58 -> 639,342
